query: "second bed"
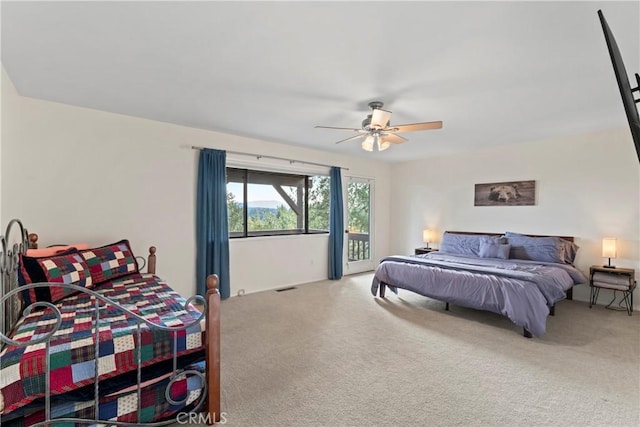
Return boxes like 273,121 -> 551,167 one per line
372,231 -> 587,337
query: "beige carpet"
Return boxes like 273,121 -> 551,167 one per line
176,273 -> 640,426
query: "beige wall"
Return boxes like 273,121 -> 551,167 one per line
1,69 -> 391,297
0,68 -> 16,228
390,128 -> 640,305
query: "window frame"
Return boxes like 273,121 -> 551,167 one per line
226,167 -> 329,238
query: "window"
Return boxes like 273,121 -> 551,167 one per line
226,168 -> 330,238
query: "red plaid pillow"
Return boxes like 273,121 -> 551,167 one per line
19,252 -> 92,304
79,240 -> 139,285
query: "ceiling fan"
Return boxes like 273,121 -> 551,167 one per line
315,101 -> 443,152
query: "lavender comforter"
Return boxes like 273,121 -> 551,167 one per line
371,253 -> 586,336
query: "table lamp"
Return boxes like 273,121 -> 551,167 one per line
602,237 -> 617,268
423,229 -> 432,249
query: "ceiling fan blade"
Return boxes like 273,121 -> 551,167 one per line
370,108 -> 392,128
315,125 -> 364,132
334,133 -> 368,145
381,133 -> 407,144
390,121 -> 443,133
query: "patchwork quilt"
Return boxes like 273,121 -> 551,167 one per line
4,361 -> 205,426
0,273 -> 205,416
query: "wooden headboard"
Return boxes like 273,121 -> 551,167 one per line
445,231 -> 574,242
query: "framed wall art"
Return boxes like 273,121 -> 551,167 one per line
474,180 -> 536,206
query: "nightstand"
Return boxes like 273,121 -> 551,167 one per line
589,266 -> 636,315
415,247 -> 438,255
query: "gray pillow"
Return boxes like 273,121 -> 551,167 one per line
559,239 -> 579,264
504,232 -> 565,264
439,232 -> 505,258
479,242 -> 511,260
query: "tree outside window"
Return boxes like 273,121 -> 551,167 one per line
226,169 -> 371,241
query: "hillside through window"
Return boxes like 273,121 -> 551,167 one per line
226,168 -> 330,238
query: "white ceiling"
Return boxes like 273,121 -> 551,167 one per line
2,1 -> 639,162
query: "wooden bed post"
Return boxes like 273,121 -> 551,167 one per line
147,246 -> 157,274
205,274 -> 221,424
28,233 -> 38,249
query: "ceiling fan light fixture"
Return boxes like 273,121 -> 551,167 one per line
361,136 -> 374,152
316,100 -> 443,153
378,139 -> 391,151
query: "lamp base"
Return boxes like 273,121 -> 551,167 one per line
603,257 -> 616,269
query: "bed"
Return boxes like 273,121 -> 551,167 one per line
0,219 -> 221,425
372,231 -> 587,337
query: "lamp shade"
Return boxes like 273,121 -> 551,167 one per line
602,238 -> 617,258
361,136 -> 374,152
423,229 -> 432,244
378,139 -> 391,151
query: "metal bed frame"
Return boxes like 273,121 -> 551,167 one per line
0,219 -> 221,426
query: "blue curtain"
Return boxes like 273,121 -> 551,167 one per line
196,148 -> 230,299
328,166 -> 344,280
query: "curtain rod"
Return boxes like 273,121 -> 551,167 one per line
190,146 -> 349,170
